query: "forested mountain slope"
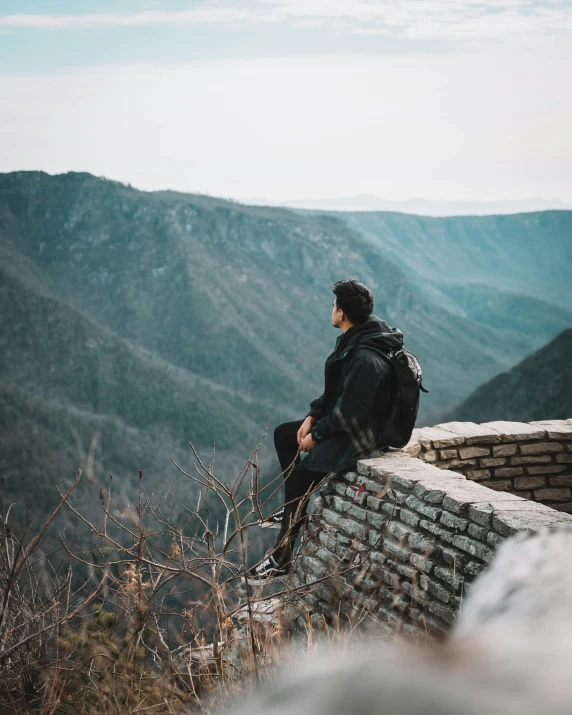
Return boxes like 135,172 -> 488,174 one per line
1,171 -> 568,520
340,210 -> 572,310
439,329 -> 572,423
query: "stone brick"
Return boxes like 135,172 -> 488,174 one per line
479,458 -> 507,467
318,531 -> 339,552
434,421 -> 503,445
332,482 -> 349,497
399,507 -> 421,527
377,568 -> 400,588
303,556 -> 328,577
387,520 -> 414,542
520,442 -> 564,455
383,538 -> 411,562
486,531 -> 504,547
434,565 -> 464,591
402,580 -> 431,605
493,443 -> 517,457
439,449 -> 459,459
428,601 -> 457,625
413,482 -> 447,504
441,481 -> 524,514
421,449 -> 438,462
526,465 -> 565,475
408,532 -> 435,554
419,519 -> 455,544
467,523 -> 488,541
513,476 -> 546,489
534,487 -> 572,501
529,420 -> 572,439
467,503 -> 494,527
492,508 -> 572,536
340,518 -> 368,540
368,529 -> 383,549
556,453 -> 572,463
370,550 -> 387,564
321,508 -> 345,528
397,563 -> 418,580
465,561 -> 484,577
440,546 -> 466,568
409,553 -> 433,573
385,488 -> 409,505
382,502 -> 400,518
459,446 -> 490,459
377,605 -> 400,624
314,548 -> 337,566
403,444 -> 422,460
481,421 -> 545,441
408,426 -> 466,449
366,495 -> 383,511
549,475 -> 572,487
366,511 -> 386,529
464,469 -> 491,481
452,534 -> 493,562
512,491 -> 532,499
440,511 -> 468,531
333,496 -> 368,522
419,574 -> 451,603
485,479 -> 513,491
510,455 -> 552,465
493,467 -> 524,477
438,458 -> 478,470
405,495 -> 442,521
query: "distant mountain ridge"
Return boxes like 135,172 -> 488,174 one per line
439,328 -> 572,423
246,194 -> 572,216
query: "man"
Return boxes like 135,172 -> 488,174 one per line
243,278 -> 404,584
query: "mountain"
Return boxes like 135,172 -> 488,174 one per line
410,282 -> 572,358
338,210 -> 572,311
245,195 -> 572,216
438,329 -> 572,423
1,171 -> 570,521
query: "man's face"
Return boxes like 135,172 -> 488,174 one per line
332,298 -> 343,329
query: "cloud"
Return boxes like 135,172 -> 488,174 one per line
1,0 -> 572,41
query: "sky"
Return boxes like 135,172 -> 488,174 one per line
1,1 -> 571,205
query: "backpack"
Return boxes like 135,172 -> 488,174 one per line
376,347 -> 429,448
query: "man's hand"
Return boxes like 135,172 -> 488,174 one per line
300,433 -> 317,452
297,416 -> 315,446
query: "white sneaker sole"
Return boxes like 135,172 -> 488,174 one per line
240,571 -> 288,585
257,521 -> 281,529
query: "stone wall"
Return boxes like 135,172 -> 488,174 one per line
293,419 -> 572,637
407,420 -> 572,512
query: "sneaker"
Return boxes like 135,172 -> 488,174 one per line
240,554 -> 289,585
256,507 -> 285,530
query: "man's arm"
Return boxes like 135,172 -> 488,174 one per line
306,391 -> 325,422
310,357 -> 387,443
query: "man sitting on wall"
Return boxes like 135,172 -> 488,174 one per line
242,278 -> 403,584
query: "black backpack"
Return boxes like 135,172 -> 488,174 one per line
376,347 -> 428,448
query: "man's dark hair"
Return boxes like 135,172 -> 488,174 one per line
333,279 -> 374,324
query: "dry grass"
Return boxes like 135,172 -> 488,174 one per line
0,420 -> 404,714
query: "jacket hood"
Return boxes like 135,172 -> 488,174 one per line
337,313 -> 403,356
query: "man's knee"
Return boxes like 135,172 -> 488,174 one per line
274,420 -> 295,447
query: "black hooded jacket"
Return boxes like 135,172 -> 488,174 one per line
300,314 -> 403,474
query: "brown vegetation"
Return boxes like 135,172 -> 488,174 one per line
0,422 -> 392,714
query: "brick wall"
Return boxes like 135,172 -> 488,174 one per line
292,419 -> 572,637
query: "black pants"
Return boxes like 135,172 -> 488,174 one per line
272,419 -> 329,563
